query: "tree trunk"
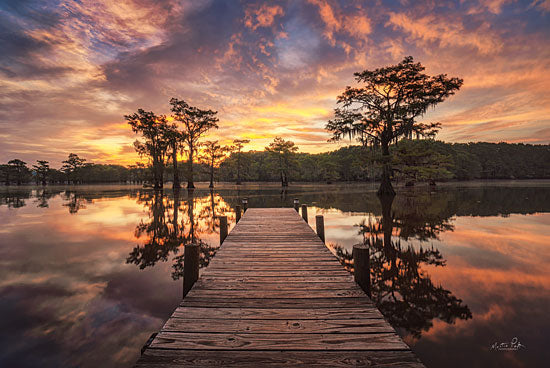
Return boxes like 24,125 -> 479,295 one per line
158,164 -> 164,189
209,160 -> 214,188
236,153 -> 241,185
172,143 -> 180,189
152,156 -> 160,189
187,143 -> 194,189
378,140 -> 396,196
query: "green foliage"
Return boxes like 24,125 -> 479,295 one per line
393,139 -> 453,184
0,141 -> 548,186
216,141 -> 549,183
265,137 -> 299,186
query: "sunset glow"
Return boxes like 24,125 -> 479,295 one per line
1,0 -> 549,166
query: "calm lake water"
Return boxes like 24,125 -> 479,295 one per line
0,181 -> 549,367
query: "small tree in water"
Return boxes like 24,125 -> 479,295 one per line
266,137 -> 298,187
7,159 -> 30,185
61,154 -> 86,185
326,56 -> 462,196
170,98 -> 219,189
232,139 -> 250,185
201,140 -> 230,189
126,110 -> 170,189
33,160 -> 50,185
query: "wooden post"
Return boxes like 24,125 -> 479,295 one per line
316,215 -> 325,243
293,198 -> 299,212
242,198 -> 248,212
236,205 -> 241,223
183,243 -> 199,297
301,204 -> 308,223
353,244 -> 371,298
219,216 -> 228,244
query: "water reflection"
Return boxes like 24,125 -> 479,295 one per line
62,191 -> 91,214
332,193 -> 471,338
0,183 -> 549,368
126,189 -> 232,281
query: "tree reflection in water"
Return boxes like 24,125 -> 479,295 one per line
126,189 -> 231,281
62,191 -> 91,214
332,193 -> 472,339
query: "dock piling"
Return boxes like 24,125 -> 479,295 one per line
235,205 -> 241,223
183,243 -> 199,297
301,204 -> 308,223
353,244 -> 371,298
316,215 -> 325,243
219,216 -> 228,244
242,198 -> 248,212
293,198 -> 300,212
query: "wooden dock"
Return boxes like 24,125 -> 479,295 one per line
135,208 -> 425,367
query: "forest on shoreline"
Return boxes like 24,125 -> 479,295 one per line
1,140 -> 548,186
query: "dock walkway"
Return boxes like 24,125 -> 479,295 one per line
135,208 -> 424,367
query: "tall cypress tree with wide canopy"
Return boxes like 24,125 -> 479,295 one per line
326,56 -> 463,196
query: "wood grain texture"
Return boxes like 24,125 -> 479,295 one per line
171,307 -> 385,320
136,350 -> 425,368
162,318 -> 394,334
135,208 -> 424,367
150,332 -> 409,350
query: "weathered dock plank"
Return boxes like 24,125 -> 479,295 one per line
149,331 -> 409,350
135,208 -> 424,367
171,307 -> 385,320
136,350 -> 425,368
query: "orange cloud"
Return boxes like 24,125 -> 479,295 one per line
307,0 -> 372,44
244,4 -> 284,30
387,12 -> 503,55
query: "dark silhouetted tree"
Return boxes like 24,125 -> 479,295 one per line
0,164 -> 10,185
326,56 -> 462,195
232,139 -> 250,185
126,109 -> 170,189
61,154 -> 86,184
8,159 -> 29,185
266,137 -> 298,187
201,140 -> 230,188
33,160 -> 50,185
170,98 -> 219,189
165,123 -> 183,189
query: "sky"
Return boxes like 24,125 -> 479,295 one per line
0,0 -> 549,167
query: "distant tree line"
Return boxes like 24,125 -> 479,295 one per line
0,141 -> 548,186
0,154 -> 146,185
217,141 -> 550,184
